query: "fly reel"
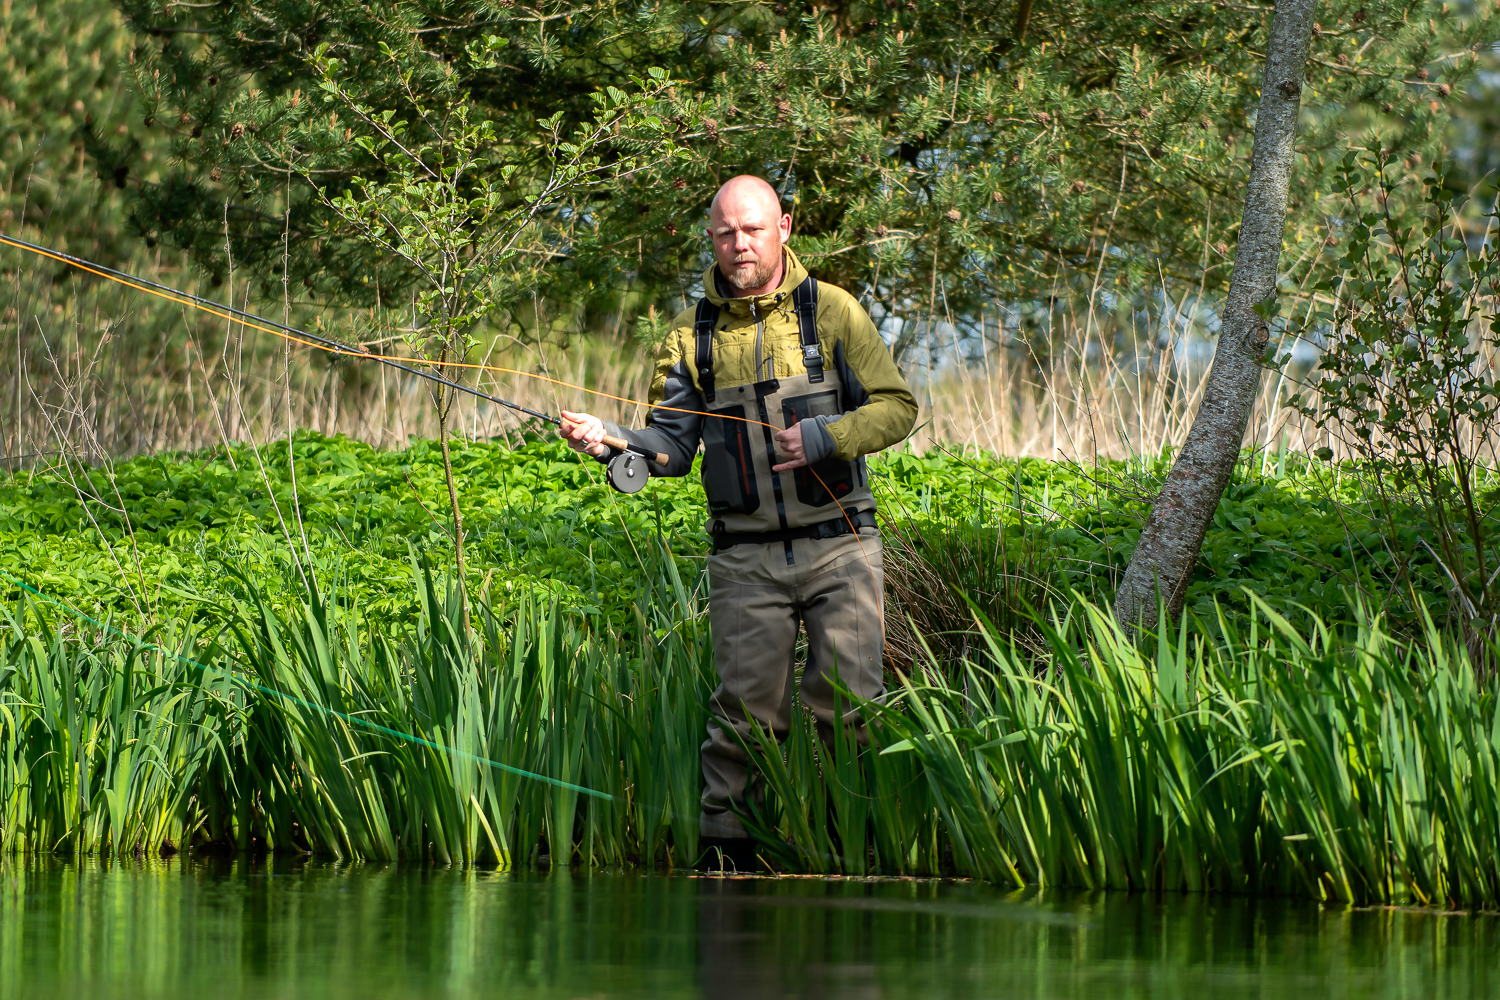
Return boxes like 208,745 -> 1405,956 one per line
607,451 -> 649,494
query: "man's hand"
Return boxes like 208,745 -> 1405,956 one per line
772,421 -> 808,472
560,410 -> 610,458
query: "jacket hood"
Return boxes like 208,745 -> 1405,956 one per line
700,246 -> 809,318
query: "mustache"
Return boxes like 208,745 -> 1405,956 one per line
732,253 -> 758,264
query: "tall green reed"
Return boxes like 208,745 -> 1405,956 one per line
0,544 -> 714,866
0,607 -> 239,855
219,548 -> 714,864
737,595 -> 1500,906
6,547 -> 1500,910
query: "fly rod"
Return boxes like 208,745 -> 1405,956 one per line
0,232 -> 667,468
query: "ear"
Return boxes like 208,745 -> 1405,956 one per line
778,212 -> 793,239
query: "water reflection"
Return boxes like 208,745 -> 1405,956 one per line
696,878 -> 1093,1000
0,858 -> 1497,999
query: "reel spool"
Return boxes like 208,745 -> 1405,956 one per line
607,451 -> 649,494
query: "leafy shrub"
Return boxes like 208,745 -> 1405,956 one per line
1288,153 -> 1500,648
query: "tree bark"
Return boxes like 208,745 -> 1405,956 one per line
1113,0 -> 1317,630
1013,0 -> 1036,43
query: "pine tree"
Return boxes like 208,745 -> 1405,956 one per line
1,0 -> 171,267
112,0 -> 1496,343
0,0 -> 195,462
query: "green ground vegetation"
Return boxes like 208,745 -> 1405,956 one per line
0,432 -> 1479,638
1,434 -> 1498,907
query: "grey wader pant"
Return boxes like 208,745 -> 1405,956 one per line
699,527 -> 885,839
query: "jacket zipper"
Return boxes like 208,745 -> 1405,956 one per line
752,300 -> 768,381
745,298 -> 789,532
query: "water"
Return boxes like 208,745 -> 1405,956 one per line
3,859 -> 1499,999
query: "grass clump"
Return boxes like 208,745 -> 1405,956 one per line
0,550 -> 712,865
5,555 -> 1500,909
739,597 -> 1500,907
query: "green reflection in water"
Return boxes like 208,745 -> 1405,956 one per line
1,859 -> 1498,999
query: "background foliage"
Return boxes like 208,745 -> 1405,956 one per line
108,0 -> 1497,351
1,0 -> 156,264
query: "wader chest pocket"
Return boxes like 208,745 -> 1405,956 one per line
781,391 -> 856,508
701,406 -> 760,515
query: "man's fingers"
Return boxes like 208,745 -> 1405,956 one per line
559,409 -> 605,444
559,409 -> 610,458
773,423 -> 805,469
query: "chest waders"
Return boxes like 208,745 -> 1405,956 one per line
689,276 -> 890,846
694,276 -> 876,562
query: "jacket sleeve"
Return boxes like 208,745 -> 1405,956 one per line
599,319 -> 703,478
820,289 -> 918,461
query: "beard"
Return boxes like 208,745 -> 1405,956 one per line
722,252 -> 780,291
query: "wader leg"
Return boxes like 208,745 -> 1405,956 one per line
700,554 -> 800,839
798,530 -> 886,736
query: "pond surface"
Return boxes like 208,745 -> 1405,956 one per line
2,859 -> 1497,999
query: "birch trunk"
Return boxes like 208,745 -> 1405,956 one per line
1113,0 -> 1318,630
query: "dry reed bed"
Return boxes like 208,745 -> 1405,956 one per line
0,257 -> 1346,467
13,242 -> 1500,481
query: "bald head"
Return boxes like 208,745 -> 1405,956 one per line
707,175 -> 792,296
710,175 -> 783,220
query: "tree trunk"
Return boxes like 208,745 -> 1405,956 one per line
1113,0 -> 1318,630
1013,0 -> 1036,43
432,345 -> 468,609
439,407 -> 467,586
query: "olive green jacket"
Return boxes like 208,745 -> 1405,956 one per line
604,248 -> 918,477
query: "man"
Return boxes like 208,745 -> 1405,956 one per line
560,175 -> 917,866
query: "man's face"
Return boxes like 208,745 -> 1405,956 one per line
707,190 -> 792,293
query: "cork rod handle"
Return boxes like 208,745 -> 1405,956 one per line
601,434 -> 669,467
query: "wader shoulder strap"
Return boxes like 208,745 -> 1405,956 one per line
792,276 -> 823,383
693,297 -> 720,402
